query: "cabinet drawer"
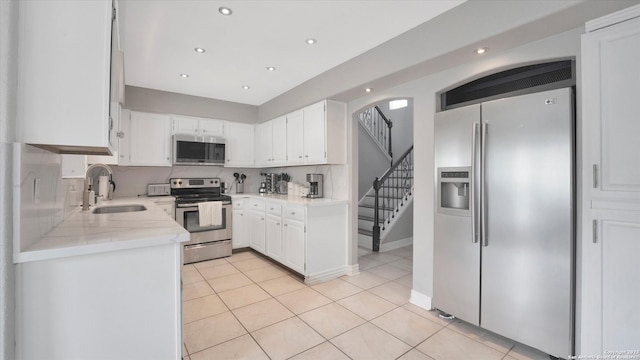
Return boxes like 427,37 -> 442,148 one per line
284,205 -> 305,222
233,199 -> 246,209
266,202 -> 282,216
248,199 -> 265,211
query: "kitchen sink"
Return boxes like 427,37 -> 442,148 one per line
92,204 -> 147,214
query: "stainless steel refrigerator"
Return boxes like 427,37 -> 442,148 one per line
433,87 -> 574,358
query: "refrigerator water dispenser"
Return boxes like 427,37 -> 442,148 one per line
438,167 -> 471,216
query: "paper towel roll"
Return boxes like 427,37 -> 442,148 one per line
99,176 -> 109,197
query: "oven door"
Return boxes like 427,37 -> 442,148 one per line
176,203 -> 232,245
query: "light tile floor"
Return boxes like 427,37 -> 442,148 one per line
181,246 -> 551,360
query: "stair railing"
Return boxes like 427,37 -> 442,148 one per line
358,106 -> 393,164
372,145 -> 414,251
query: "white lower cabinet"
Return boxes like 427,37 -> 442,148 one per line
232,198 -> 249,249
244,197 -> 348,284
266,214 -> 283,261
15,243 -> 183,360
248,199 -> 266,253
283,217 -> 305,274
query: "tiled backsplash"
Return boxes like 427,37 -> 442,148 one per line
110,164 -> 347,200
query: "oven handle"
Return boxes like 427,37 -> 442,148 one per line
176,201 -> 231,208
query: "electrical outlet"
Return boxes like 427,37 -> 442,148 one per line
34,178 -> 41,204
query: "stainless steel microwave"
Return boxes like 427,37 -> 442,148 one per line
173,134 -> 225,166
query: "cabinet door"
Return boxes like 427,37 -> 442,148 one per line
172,115 -> 200,134
200,119 -> 225,137
129,112 -> 172,166
283,219 -> 305,274
232,209 -> 248,249
226,123 -> 255,167
87,104 -> 121,165
265,214 -> 283,261
286,110 -> 304,165
255,121 -> 273,166
271,116 -> 287,166
582,210 -> 640,354
583,16 -> 640,201
17,0 -> 113,153
248,211 -> 266,254
303,101 -> 326,164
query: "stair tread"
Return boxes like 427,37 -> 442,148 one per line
358,229 -> 373,236
358,215 -> 383,223
358,204 -> 395,210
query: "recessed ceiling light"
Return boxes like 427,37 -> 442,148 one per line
475,47 -> 488,54
364,88 -> 373,93
194,48 -> 206,53
180,73 -> 189,78
266,66 -> 276,72
306,38 -> 317,45
242,85 -> 251,90
218,7 -> 232,15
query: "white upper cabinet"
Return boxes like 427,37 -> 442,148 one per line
583,13 -> 640,201
284,100 -> 346,166
225,122 -> 255,167
255,116 -> 287,167
120,111 -> 172,166
17,0 -> 118,155
272,116 -> 287,166
286,110 -> 305,165
172,115 -> 225,137
255,121 -> 273,166
303,101 -> 327,164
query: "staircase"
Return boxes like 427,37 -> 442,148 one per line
358,105 -> 393,164
358,145 -> 414,251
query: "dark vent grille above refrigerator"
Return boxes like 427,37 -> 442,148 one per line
441,60 -> 574,110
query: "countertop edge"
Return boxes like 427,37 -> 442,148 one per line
14,197 -> 189,264
228,193 -> 349,207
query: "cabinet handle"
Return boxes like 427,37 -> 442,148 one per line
166,157 -> 170,160
305,155 -> 309,158
298,156 -> 302,159
592,219 -> 598,244
261,218 -> 264,221
277,223 -> 280,226
592,164 -> 598,189
284,224 -> 288,227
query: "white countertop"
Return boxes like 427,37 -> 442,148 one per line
15,198 -> 189,263
229,193 -> 348,206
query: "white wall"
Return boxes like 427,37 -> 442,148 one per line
0,0 -> 17,358
125,86 -> 259,124
347,27 -> 583,307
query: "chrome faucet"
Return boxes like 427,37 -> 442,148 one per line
82,163 -> 113,210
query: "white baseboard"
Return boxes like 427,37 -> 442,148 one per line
409,289 -> 432,310
305,265 -> 353,285
380,237 -> 413,251
359,236 -> 413,252
343,264 -> 360,276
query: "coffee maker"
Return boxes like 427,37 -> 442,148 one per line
306,174 -> 323,198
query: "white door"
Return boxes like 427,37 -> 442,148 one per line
286,110 -> 304,165
265,214 -> 283,261
271,116 -> 287,166
303,101 -> 326,164
232,209 -> 248,249
129,111 -> 172,166
255,121 -> 273,166
248,211 -> 266,254
226,123 -> 254,167
283,219 -> 305,274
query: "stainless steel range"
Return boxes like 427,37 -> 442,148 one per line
171,178 -> 232,264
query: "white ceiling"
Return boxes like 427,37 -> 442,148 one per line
118,0 -> 464,106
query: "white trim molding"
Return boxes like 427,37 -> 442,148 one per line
409,289 -> 432,310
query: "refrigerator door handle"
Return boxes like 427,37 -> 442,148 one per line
481,122 -> 488,247
471,122 -> 479,243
